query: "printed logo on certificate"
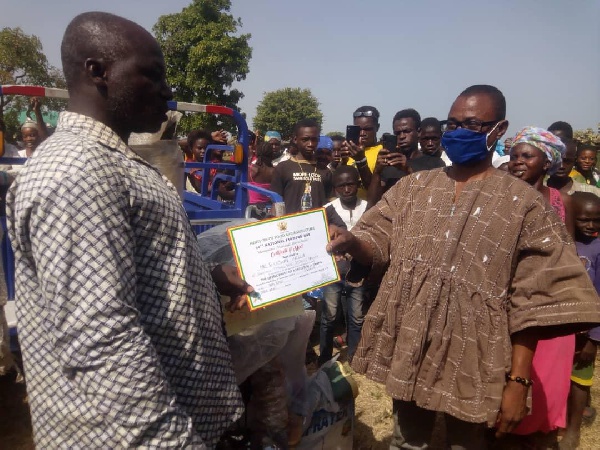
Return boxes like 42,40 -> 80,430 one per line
227,209 -> 340,310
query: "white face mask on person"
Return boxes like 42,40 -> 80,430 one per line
441,123 -> 500,165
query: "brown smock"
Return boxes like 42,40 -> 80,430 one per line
351,168 -> 600,425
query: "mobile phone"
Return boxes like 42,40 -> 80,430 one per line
346,125 -> 361,145
382,133 -> 398,152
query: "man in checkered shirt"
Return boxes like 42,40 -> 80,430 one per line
6,12 -> 251,448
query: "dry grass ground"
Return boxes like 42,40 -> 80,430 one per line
353,363 -> 600,449
2,354 -> 600,449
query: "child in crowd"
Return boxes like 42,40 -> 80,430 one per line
561,192 -> 600,449
270,119 -> 332,214
319,166 -> 368,366
248,141 -> 275,205
185,129 -> 229,194
316,136 -> 334,170
571,144 -> 600,187
19,97 -> 48,158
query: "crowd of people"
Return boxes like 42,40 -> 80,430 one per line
1,10 -> 600,450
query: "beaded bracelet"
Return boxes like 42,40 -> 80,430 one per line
506,373 -> 533,387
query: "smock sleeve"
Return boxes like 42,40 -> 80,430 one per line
508,199 -> 600,335
351,184 -> 399,276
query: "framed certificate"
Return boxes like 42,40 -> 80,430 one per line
227,209 -> 340,310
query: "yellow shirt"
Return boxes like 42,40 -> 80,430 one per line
347,144 -> 382,199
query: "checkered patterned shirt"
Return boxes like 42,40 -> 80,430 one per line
7,112 -> 243,448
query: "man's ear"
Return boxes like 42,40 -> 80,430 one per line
376,123 -> 381,132
487,119 -> 509,149
495,120 -> 509,140
84,58 -> 108,88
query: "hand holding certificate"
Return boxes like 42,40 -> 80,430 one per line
228,209 -> 340,310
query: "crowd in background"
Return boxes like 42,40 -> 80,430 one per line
1,10 -> 600,450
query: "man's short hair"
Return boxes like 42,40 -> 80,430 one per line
548,121 -> 574,140
330,135 -> 344,143
61,12 -> 136,90
393,109 -> 422,129
293,118 -> 321,136
459,85 -> 506,120
333,165 -> 360,183
354,106 -> 380,125
187,129 -> 212,150
420,117 -> 441,132
572,191 -> 600,210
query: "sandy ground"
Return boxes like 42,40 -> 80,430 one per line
2,354 -> 600,449
353,366 -> 600,450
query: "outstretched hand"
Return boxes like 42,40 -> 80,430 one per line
211,129 -> 228,144
211,264 -> 254,311
326,224 -> 357,256
30,96 -> 42,111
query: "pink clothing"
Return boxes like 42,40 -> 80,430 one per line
248,181 -> 272,204
248,168 -> 272,204
549,187 -> 566,222
513,188 -> 575,434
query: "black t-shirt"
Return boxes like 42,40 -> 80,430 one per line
381,154 -> 446,190
408,154 -> 446,172
270,159 -> 333,214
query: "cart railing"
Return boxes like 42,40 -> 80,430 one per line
0,85 -> 285,302
0,85 -> 284,221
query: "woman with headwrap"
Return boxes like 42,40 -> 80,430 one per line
20,97 -> 48,157
507,126 -> 575,446
509,126 -> 574,235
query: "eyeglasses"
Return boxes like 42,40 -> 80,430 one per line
353,110 -> 379,119
441,119 -> 499,133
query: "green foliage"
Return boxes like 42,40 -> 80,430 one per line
154,0 -> 252,135
0,27 -> 66,142
253,88 -> 323,140
326,131 -> 344,138
574,127 -> 600,147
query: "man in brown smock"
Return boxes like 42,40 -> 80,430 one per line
328,85 -> 600,449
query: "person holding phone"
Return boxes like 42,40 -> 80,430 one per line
367,109 -> 445,206
341,106 -> 383,198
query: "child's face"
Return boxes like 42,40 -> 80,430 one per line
192,138 -> 209,161
316,149 -> 332,168
575,202 -> 600,240
577,149 -> 597,173
334,173 -> 359,203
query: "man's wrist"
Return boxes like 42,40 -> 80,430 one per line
355,157 -> 367,166
506,373 -> 533,387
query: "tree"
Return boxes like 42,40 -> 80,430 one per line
154,0 -> 252,134
253,88 -> 323,140
574,127 -> 600,146
0,27 -> 65,142
326,131 -> 344,138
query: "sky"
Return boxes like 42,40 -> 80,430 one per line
1,0 -> 599,137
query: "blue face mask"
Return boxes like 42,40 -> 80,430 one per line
441,125 -> 499,165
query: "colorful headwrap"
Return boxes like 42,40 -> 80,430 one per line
512,126 -> 566,175
21,117 -> 38,131
318,135 -> 333,151
264,131 -> 282,142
